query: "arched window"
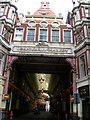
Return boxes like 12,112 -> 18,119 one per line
28,21 -> 36,27
52,22 -> 59,28
40,21 -> 48,27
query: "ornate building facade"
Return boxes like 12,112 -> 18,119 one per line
0,0 -> 90,120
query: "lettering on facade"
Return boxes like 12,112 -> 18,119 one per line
12,45 -> 72,55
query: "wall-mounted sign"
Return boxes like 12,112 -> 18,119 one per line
79,85 -> 89,98
4,94 -> 9,100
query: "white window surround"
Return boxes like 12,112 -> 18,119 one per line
14,28 -> 24,41
51,28 -> 60,42
39,28 -> 48,42
63,29 -> 72,43
79,54 -> 86,79
26,28 -> 36,41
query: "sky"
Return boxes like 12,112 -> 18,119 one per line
15,0 -> 78,22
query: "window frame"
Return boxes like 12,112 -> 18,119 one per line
8,7 -> 15,20
0,53 -> 5,75
14,27 -> 24,41
51,28 -> 60,42
75,10 -> 80,21
79,54 -> 86,78
26,28 -> 36,41
39,28 -> 48,42
63,29 -> 72,43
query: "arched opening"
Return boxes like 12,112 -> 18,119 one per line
7,56 -> 73,119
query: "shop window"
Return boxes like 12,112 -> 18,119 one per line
80,55 -> 86,78
3,28 -> 10,41
27,29 -> 35,41
39,29 -> 47,42
14,28 -> 23,41
0,53 -> 5,75
63,30 -> 72,43
0,6 -> 4,16
51,30 -> 59,42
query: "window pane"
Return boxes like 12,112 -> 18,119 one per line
80,55 -> 86,78
27,29 -> 35,41
64,30 -> 71,43
40,29 -> 47,41
16,29 -> 23,34
40,36 -> 47,41
14,28 -> 23,41
52,36 -> 59,42
52,30 -> 59,42
27,36 -> 34,41
0,53 -> 4,75
28,29 -> 35,35
0,7 -> 4,16
40,30 -> 47,35
64,38 -> 71,43
52,30 -> 59,36
15,35 -> 23,40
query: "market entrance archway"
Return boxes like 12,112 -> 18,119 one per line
7,56 -> 73,119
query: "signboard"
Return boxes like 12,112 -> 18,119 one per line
12,42 -> 74,57
71,95 -> 74,102
4,94 -> 9,100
